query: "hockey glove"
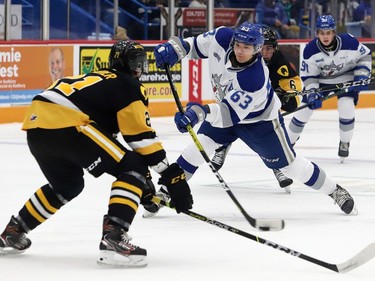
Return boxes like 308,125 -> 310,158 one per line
140,171 -> 156,205
174,102 -> 208,133
307,93 -> 322,110
349,75 -> 369,92
158,163 -> 193,213
275,88 -> 299,112
154,36 -> 190,69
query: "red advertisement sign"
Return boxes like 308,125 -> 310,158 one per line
189,59 -> 202,103
182,8 -> 255,27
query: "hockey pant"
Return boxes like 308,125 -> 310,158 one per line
288,87 -> 358,145
18,124 -> 148,233
176,116 -> 337,195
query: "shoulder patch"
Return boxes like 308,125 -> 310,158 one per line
277,65 -> 289,77
303,38 -> 320,60
339,33 -> 360,50
215,27 -> 234,51
140,85 -> 148,104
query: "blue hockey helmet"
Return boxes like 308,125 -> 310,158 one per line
316,15 -> 336,31
232,22 -> 264,53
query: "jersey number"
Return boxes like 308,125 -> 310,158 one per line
48,75 -> 103,96
289,79 -> 297,90
230,91 -> 252,109
301,61 -> 309,73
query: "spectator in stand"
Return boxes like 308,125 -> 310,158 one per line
120,0 -> 166,40
280,0 -> 299,37
178,0 -> 191,7
214,0 -> 229,7
352,0 -> 372,37
255,0 -> 297,38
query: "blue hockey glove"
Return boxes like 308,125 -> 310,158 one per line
348,75 -> 369,92
154,36 -> 190,69
307,93 -> 322,110
174,102 -> 208,133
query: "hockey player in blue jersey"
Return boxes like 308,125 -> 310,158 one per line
144,22 -> 358,218
287,15 -> 372,163
209,26 -> 302,192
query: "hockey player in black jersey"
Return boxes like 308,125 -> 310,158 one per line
210,26 -> 302,192
0,40 -> 193,267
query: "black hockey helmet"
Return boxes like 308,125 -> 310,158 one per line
109,40 -> 148,74
262,26 -> 279,49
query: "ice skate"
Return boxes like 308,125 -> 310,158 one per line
142,188 -> 170,218
338,141 -> 350,163
211,144 -> 231,171
329,185 -> 358,215
0,216 -> 31,256
97,216 -> 147,268
272,169 -> 292,193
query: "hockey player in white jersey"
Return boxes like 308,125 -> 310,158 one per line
288,15 -> 372,163
144,22 -> 358,218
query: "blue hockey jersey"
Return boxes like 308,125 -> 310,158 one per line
300,33 -> 372,90
184,26 -> 281,128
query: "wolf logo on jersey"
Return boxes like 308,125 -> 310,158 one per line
321,60 -> 344,77
211,73 -> 228,101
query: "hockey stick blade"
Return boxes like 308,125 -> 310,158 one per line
336,243 -> 375,273
152,196 -> 375,273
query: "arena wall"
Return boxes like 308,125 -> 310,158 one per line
1,40 -> 375,124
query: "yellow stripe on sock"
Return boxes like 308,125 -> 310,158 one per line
113,181 -> 142,197
109,197 -> 138,212
36,189 -> 58,214
25,201 -> 46,223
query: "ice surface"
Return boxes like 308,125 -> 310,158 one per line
1,109 -> 374,280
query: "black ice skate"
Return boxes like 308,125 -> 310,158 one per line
329,185 -> 358,215
0,216 -> 31,256
142,188 -> 170,218
272,169 -> 293,193
338,141 -> 350,163
211,144 -> 231,171
97,216 -> 147,267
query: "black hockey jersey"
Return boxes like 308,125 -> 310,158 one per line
267,50 -> 303,112
22,69 -> 165,166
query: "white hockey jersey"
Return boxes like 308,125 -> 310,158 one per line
184,26 -> 281,128
300,33 -> 372,90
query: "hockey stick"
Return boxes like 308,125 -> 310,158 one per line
285,77 -> 372,97
282,88 -> 348,117
281,78 -> 372,117
152,196 -> 375,273
164,64 -> 284,231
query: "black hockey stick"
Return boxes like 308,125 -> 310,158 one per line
164,64 -> 284,231
152,196 -> 375,273
285,77 -> 372,97
281,78 -> 373,117
282,88 -> 348,117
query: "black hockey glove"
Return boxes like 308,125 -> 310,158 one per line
275,88 -> 299,112
158,163 -> 193,213
140,171 -> 156,205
